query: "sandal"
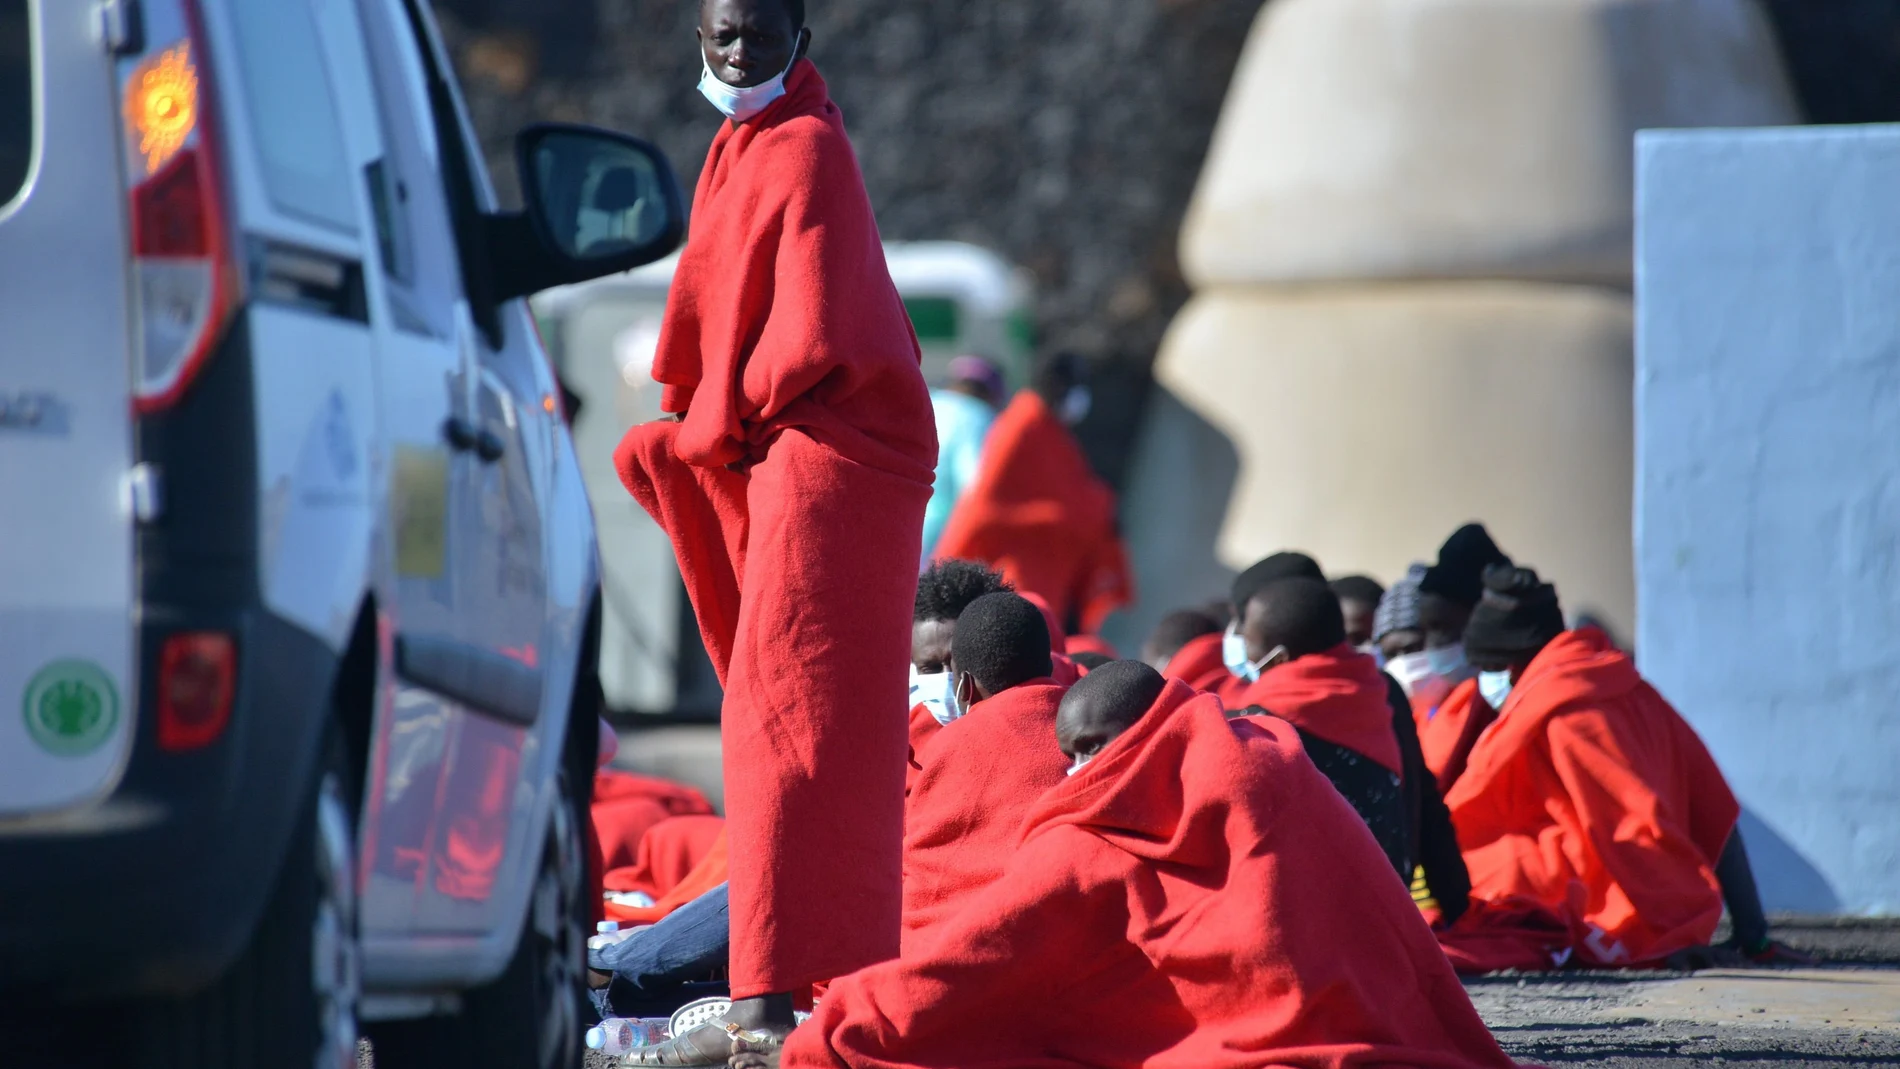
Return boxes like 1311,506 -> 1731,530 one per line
620,1020 -> 786,1067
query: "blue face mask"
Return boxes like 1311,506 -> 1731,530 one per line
909,667 -> 961,726
1223,622 -> 1254,683
1221,623 -> 1284,683
1425,642 -> 1468,679
1478,669 -> 1515,710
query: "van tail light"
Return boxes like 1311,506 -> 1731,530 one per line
117,2 -> 239,415
157,632 -> 237,752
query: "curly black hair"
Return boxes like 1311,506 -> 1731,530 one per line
915,559 -> 1012,624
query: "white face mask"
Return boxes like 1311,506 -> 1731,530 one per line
1066,753 -> 1092,777
696,38 -> 802,122
1385,650 -> 1435,695
1478,669 -> 1515,711
1425,642 -> 1468,679
909,666 -> 961,726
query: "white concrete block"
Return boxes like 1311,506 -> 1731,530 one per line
1637,123 -> 1900,915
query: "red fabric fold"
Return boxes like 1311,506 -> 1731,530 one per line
605,824 -> 731,927
903,702 -> 942,798
786,681 -> 1519,1069
1443,628 -> 1740,968
591,770 -> 717,872
611,62 -> 933,997
1416,679 -> 1497,796
1064,633 -> 1119,659
1223,644 -> 1403,775
1162,629 -> 1230,693
932,392 -> 1133,635
900,682 -> 1070,954
603,813 -> 727,901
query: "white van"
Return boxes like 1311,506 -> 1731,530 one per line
534,242 -> 1034,716
0,2 -> 684,1067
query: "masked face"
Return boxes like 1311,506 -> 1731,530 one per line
1221,622 -> 1285,684
1478,668 -> 1515,711
696,0 -> 809,122
1385,649 -> 1435,695
1425,642 -> 1468,679
908,664 -> 960,726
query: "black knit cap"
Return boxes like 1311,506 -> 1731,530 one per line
1462,564 -> 1566,667
1418,523 -> 1512,608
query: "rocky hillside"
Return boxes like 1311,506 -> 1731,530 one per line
438,0 -> 1900,483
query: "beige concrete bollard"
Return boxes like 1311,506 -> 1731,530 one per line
1113,0 -> 1799,649
1182,0 -> 1799,287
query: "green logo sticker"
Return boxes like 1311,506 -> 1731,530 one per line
22,660 -> 120,757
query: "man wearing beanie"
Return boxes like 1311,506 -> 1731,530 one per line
1411,524 -> 1512,787
1438,565 -> 1798,970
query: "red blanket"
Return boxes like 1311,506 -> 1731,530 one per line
1065,633 -> 1118,659
786,682 -> 1518,1069
904,702 -> 941,798
900,682 -> 1069,954
605,823 -> 731,927
1415,679 -> 1497,796
603,813 -> 727,900
1442,628 -> 1739,968
932,391 -> 1133,635
591,770 -> 716,872
1223,644 -> 1402,775
612,61 -> 934,998
1163,629 -> 1230,693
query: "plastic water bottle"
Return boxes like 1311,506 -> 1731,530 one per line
585,1017 -> 670,1055
589,920 -> 637,951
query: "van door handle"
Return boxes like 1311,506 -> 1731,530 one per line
474,429 -> 506,463
443,416 -> 479,452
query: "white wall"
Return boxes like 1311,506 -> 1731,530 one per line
1636,124 -> 1900,915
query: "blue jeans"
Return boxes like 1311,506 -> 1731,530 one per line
589,882 -> 731,1019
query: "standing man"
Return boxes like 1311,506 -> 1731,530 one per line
613,0 -> 935,1060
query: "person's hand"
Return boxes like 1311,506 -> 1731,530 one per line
730,1053 -> 778,1069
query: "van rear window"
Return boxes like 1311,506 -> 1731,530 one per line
224,0 -> 356,232
0,0 -> 29,206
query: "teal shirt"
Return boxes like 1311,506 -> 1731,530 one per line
921,389 -> 995,560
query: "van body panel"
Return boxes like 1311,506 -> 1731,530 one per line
0,0 -> 139,817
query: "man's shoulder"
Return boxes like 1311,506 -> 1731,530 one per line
752,107 -> 853,163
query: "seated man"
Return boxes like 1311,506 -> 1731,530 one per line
1412,523 -> 1513,787
908,559 -> 1014,792
1225,576 -> 1411,875
1441,564 -> 1796,969
595,591 -> 1073,1012
902,592 -> 1071,951
1140,605 -> 1224,675
755,663 -> 1519,1069
1329,573 -> 1386,651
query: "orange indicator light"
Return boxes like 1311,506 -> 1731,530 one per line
126,43 -> 199,175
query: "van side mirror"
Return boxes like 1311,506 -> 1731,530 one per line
483,123 -> 686,302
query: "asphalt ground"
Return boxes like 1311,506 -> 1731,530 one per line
563,919 -> 1900,1069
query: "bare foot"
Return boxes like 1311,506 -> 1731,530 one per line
724,993 -> 797,1040
729,1053 -> 778,1069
